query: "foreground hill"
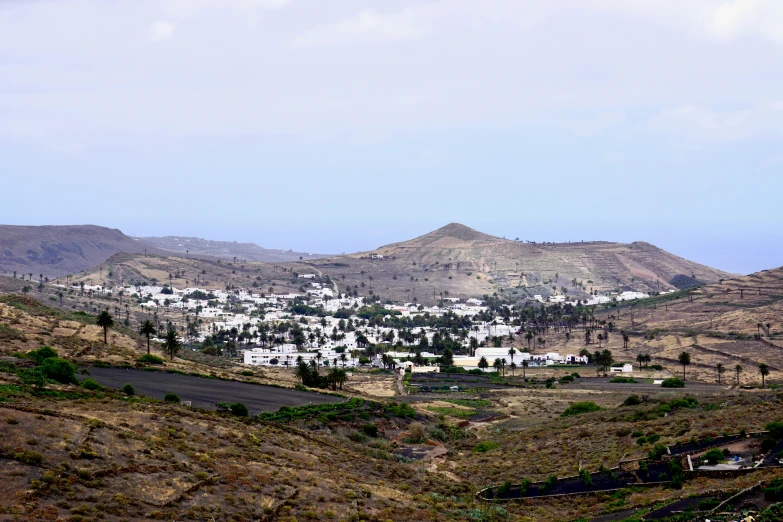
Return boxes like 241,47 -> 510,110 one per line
0,225 -> 164,279
299,223 -> 735,303
138,235 -> 331,263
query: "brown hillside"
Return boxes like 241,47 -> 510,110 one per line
0,225 -> 164,278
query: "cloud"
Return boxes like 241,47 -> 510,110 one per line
149,21 -> 176,42
647,102 -> 783,141
291,8 -> 426,48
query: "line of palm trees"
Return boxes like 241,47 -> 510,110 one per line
678,350 -> 772,388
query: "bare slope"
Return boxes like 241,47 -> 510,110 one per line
0,225 -> 162,278
330,222 -> 735,300
138,235 -> 331,263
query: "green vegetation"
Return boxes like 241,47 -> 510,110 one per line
122,383 -> 135,396
164,392 -> 180,403
442,398 -> 492,408
661,377 -> 685,388
702,448 -> 725,465
428,406 -> 476,418
81,378 -> 102,391
258,398 -> 365,422
473,441 -> 500,453
610,376 -> 637,384
561,401 -> 603,417
139,354 -> 164,365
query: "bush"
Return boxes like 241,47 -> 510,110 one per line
473,441 -> 500,453
703,449 -> 724,465
649,444 -> 668,461
651,364 -> 663,371
229,402 -> 248,417
580,468 -> 593,488
122,383 -> 135,396
760,437 -> 777,454
496,480 -> 512,498
361,424 -> 378,437
610,376 -> 637,383
539,475 -> 557,493
623,395 -> 642,406
698,498 -> 720,511
638,460 -> 648,475
241,370 -> 254,377
27,346 -> 58,364
12,449 -> 44,466
81,378 -> 102,391
764,477 -> 783,502
561,401 -> 603,417
40,358 -> 77,384
164,393 -> 180,403
520,478 -> 532,496
407,422 -> 426,443
765,421 -> 783,440
140,354 -> 164,365
661,377 -> 685,388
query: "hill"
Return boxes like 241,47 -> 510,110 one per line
138,235 -> 331,263
0,225 -> 163,279
298,222 -> 735,303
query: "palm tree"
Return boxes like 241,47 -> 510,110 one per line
678,351 -> 691,381
735,364 -> 743,386
340,353 -> 347,368
622,332 -> 629,351
96,310 -> 114,344
759,363 -> 770,388
522,360 -> 528,379
139,320 -> 157,354
493,358 -> 503,375
716,363 -> 725,384
510,361 -> 517,376
478,356 -> 489,372
162,329 -> 182,361
507,347 -> 516,365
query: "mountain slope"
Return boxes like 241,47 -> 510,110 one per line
137,235 -> 330,263
301,223 -> 735,303
0,225 -> 161,278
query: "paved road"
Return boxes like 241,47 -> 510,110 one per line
78,367 -> 344,414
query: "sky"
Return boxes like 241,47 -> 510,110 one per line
1,0 -> 782,274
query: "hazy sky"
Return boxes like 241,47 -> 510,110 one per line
2,0 -> 782,274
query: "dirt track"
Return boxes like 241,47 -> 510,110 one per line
79,367 -> 344,414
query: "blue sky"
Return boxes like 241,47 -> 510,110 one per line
2,0 -> 782,274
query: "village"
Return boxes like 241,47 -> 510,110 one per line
53,272 -> 657,375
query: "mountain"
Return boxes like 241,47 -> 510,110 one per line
0,225 -> 162,278
300,223 -> 735,303
137,235 -> 330,264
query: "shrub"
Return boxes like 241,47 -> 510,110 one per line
539,475 -> 557,493
12,449 -> 44,466
122,383 -> 135,396
632,430 -> 644,438
561,401 -> 603,417
648,444 -> 668,461
496,480 -> 512,498
81,378 -> 102,391
765,421 -> 783,440
407,422 -> 426,443
229,402 -> 249,417
139,354 -> 164,365
361,424 -> 378,437
703,449 -> 724,465
661,377 -> 685,388
616,427 -> 631,437
473,441 -> 500,453
571,373 -> 581,378
760,437 -> 777,454
40,358 -> 77,384
636,437 -> 647,446
580,468 -> 593,488
241,370 -> 254,377
520,478 -> 532,496
638,460 -> 648,475
164,393 -> 180,403
27,346 -> 58,364
610,376 -> 637,384
764,477 -> 783,502
623,395 -> 642,406
698,498 -> 720,511
651,364 -> 663,371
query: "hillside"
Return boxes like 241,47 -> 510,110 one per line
0,225 -> 164,279
138,235 -> 331,263
298,223 -> 735,304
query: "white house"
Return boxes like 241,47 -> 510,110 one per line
610,364 -> 634,373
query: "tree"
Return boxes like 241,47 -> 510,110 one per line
622,332 -> 630,351
96,310 -> 114,344
636,353 -> 645,372
493,358 -> 503,375
716,363 -> 725,384
510,361 -> 517,376
522,360 -> 528,379
735,364 -> 743,386
441,348 -> 454,377
507,348 -> 516,365
678,351 -> 691,381
162,329 -> 182,361
139,320 -> 157,354
478,356 -> 489,372
759,363 -> 770,388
